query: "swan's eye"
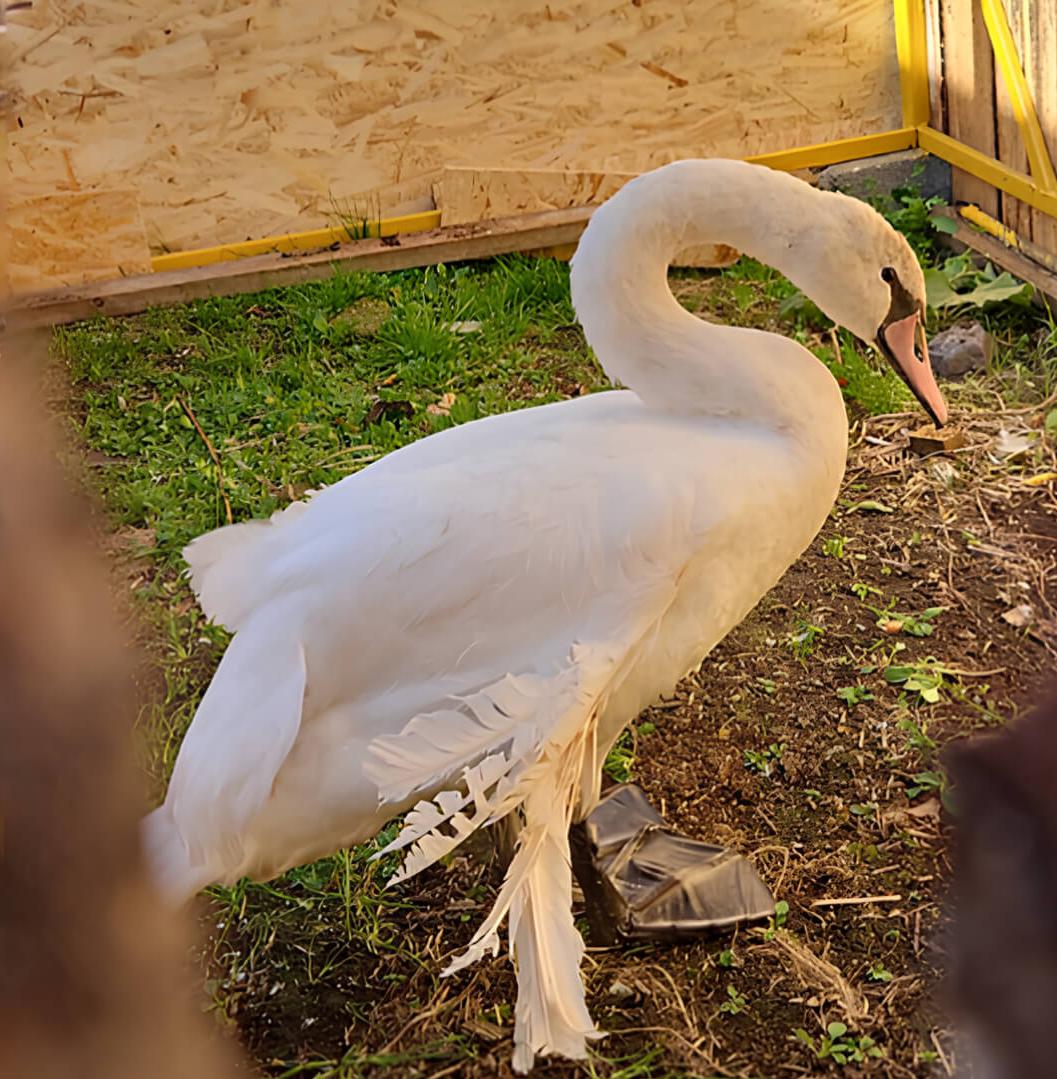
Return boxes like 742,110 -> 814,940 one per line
881,266 -> 897,284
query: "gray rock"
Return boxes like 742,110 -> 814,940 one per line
818,149 -> 951,207
928,321 -> 993,379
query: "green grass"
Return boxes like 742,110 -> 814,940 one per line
63,256 -> 594,573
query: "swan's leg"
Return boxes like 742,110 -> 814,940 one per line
490,812 -> 522,870
569,783 -> 775,944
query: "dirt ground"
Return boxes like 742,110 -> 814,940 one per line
197,401 -> 1056,1078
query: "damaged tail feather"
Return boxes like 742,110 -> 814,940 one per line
366,644 -> 621,1071
508,826 -> 603,1072
440,821 -> 602,1073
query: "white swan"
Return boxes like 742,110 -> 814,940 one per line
144,159 -> 947,1072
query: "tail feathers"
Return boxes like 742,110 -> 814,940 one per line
441,824 -> 600,1072
183,499 -> 312,631
508,828 -> 602,1073
375,640 -> 637,1072
141,805 -> 215,907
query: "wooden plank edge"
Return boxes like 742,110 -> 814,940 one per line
4,207 -> 594,330
937,208 -> 1057,308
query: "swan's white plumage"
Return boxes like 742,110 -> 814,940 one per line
144,158 -> 933,1072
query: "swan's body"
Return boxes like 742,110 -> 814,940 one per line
145,160 -> 942,1072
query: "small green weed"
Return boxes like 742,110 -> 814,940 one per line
875,606 -> 944,638
884,660 -> 947,704
763,899 -> 790,940
719,984 -> 748,1016
744,743 -> 785,777
788,618 -> 825,659
850,581 -> 883,601
822,535 -> 850,559
926,252 -> 1033,313
873,180 -> 955,260
899,716 -> 937,757
906,769 -> 948,800
603,720 -> 657,782
836,684 -> 875,707
794,1022 -> 885,1065
866,962 -> 894,984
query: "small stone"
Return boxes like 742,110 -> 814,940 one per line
995,428 -> 1036,458
608,979 -> 636,1000
1002,604 -> 1035,629
928,321 -> 993,379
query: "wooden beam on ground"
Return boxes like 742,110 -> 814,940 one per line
5,207 -> 594,330
940,209 -> 1057,309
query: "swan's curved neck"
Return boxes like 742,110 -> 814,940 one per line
570,160 -> 844,436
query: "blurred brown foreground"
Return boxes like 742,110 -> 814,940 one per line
0,333 -> 241,1079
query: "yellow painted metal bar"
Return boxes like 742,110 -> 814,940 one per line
892,0 -> 931,127
959,203 -> 1021,247
957,202 -> 1057,273
744,127 -> 919,171
918,125 -> 1057,219
980,0 -> 1057,193
150,209 -> 441,273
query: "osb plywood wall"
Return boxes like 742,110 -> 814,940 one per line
4,0 -> 901,292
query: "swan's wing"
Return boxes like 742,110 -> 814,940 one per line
168,394 -> 814,883
166,612 -> 306,874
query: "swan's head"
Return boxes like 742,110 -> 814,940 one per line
794,190 -> 948,427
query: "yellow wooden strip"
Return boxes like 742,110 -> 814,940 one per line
980,0 -> 1057,193
918,126 -> 1057,219
893,0 -> 931,127
959,204 -> 1021,247
956,202 -> 1057,275
150,210 -> 441,272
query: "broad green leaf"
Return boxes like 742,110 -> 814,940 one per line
926,264 -> 1033,311
846,499 -> 895,514
929,213 -> 960,234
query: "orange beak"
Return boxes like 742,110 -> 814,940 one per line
880,312 -> 948,428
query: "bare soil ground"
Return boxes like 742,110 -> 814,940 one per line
202,403 -> 1056,1079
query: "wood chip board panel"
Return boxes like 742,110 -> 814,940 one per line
4,0 -> 901,291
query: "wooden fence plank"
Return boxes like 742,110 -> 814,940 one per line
1030,0 -> 1057,252
994,0 -> 1033,237
941,0 -> 1000,215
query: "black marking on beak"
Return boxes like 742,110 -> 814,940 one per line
874,267 -> 941,426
